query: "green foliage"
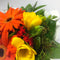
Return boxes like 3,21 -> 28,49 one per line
52,15 -> 57,19
34,37 -> 41,50
21,2 -> 46,12
33,1 -> 37,11
46,42 -> 60,58
36,9 -> 45,16
29,26 -> 44,38
21,6 -> 25,10
8,3 -> 10,10
8,29 -> 19,37
8,31 -> 17,37
35,50 -> 50,60
48,15 -> 57,19
39,15 -> 46,21
51,44 -> 60,58
46,19 -> 56,40
25,4 -> 33,12
34,18 -> 58,60
21,4 -> 33,12
33,5 -> 46,11
41,18 -> 56,41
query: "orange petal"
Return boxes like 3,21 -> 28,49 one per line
1,30 -> 8,47
0,24 -> 6,31
12,23 -> 19,29
13,13 -> 23,20
12,8 -> 19,17
0,12 -> 6,19
6,7 -> 12,18
9,23 -> 13,31
14,8 -> 25,16
12,20 -> 24,24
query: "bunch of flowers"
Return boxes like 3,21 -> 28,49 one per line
0,2 -> 60,60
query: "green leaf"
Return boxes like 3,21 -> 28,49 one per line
8,3 -> 10,10
52,15 -> 57,19
39,15 -> 46,21
34,37 -> 41,50
48,15 -> 52,19
41,18 -> 56,41
29,26 -> 44,38
51,44 -> 60,58
21,3 -> 46,12
46,42 -> 60,58
36,9 -> 45,16
35,50 -> 50,60
9,31 -> 17,37
21,6 -> 25,10
33,1 -> 37,11
48,15 -> 57,19
25,4 -> 33,12
45,19 -> 56,40
33,5 -> 46,11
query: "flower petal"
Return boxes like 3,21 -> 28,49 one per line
0,12 -> 7,19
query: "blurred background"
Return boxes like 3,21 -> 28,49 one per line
0,0 -> 60,14
0,0 -> 60,60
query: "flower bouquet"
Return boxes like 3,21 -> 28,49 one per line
0,2 -> 60,60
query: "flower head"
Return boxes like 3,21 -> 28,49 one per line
11,37 -> 24,48
11,37 -> 37,60
0,45 -> 6,60
16,44 -> 37,60
23,12 -> 42,30
0,7 -> 25,47
5,38 -> 17,60
5,44 -> 16,60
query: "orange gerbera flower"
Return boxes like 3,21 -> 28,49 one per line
0,7 -> 25,47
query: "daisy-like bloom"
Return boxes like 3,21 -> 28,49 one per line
5,36 -> 17,60
5,44 -> 16,60
0,7 -> 25,47
0,45 -> 7,60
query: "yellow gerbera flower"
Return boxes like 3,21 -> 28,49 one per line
23,12 -> 42,30
11,37 -> 37,60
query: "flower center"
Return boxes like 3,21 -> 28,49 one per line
0,48 -> 4,57
7,18 -> 12,22
19,49 -> 29,57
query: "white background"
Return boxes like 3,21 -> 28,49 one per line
0,0 -> 60,14
0,0 -> 60,60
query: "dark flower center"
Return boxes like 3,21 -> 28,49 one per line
7,18 -> 12,22
0,48 -> 4,57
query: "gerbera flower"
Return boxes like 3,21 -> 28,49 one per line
0,45 -> 7,60
0,7 -> 25,47
5,44 -> 16,60
5,36 -> 17,60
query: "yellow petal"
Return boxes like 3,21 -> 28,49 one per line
16,44 -> 37,60
11,37 -> 24,48
11,37 -> 37,60
31,15 -> 42,26
23,12 -> 42,30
